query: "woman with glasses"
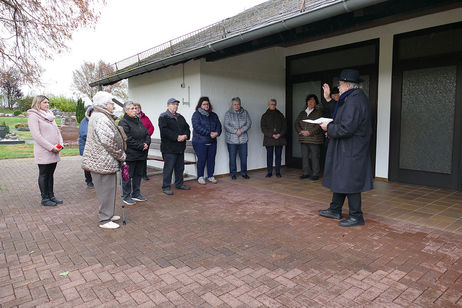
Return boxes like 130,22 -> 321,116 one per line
28,95 -> 64,206
295,94 -> 324,181
191,96 -> 222,184
118,101 -> 151,205
82,91 -> 126,229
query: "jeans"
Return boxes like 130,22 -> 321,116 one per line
301,143 -> 321,177
38,163 -> 57,200
329,192 -> 363,219
227,143 -> 248,176
266,146 -> 283,175
193,142 -> 217,178
122,160 -> 144,199
162,153 -> 185,190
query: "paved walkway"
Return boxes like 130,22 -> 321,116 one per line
0,157 -> 461,307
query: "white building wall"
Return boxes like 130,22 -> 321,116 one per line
128,60 -> 201,176
128,48 -> 286,177
200,47 -> 286,176
284,7 -> 462,179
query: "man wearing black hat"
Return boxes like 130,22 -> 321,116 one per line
321,86 -> 339,118
158,98 -> 191,195
318,69 -> 373,227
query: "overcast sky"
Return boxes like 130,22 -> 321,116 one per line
32,0 -> 267,98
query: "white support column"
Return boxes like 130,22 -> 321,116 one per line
375,32 -> 394,179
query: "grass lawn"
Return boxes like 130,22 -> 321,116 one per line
0,116 -> 62,128
0,144 -> 79,160
1,116 -> 75,160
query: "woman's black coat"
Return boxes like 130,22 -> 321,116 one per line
118,114 -> 151,161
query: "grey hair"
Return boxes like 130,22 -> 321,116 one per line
347,82 -> 360,89
231,97 -> 241,105
123,101 -> 135,110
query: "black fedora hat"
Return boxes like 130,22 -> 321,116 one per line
339,69 -> 363,83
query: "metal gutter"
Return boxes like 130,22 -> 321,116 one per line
90,0 -> 387,87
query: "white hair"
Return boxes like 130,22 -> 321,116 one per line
92,91 -> 114,108
347,82 -> 360,89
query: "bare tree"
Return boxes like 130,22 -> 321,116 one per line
72,60 -> 127,100
0,0 -> 105,84
0,68 -> 23,108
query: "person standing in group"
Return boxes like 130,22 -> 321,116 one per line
119,101 -> 151,205
158,98 -> 191,195
82,91 -> 126,229
134,103 -> 154,181
320,86 -> 340,170
321,86 -> 339,118
191,96 -> 222,185
78,105 -> 94,188
28,95 -> 64,206
295,94 -> 324,180
319,69 -> 373,227
260,98 -> 286,178
224,97 -> 252,179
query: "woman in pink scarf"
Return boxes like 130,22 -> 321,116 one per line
27,95 -> 63,206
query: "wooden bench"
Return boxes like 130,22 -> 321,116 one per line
147,138 -> 197,165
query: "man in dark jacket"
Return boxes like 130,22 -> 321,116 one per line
260,99 -> 286,177
159,98 -> 191,195
318,69 -> 373,227
118,101 -> 151,205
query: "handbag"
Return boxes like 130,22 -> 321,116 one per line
122,163 -> 130,181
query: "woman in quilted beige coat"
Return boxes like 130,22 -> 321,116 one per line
82,91 -> 126,229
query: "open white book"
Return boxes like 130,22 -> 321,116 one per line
303,117 -> 333,124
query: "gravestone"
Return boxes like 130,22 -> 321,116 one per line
0,126 -> 6,139
59,116 -> 79,143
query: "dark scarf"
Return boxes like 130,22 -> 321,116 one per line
332,89 -> 355,120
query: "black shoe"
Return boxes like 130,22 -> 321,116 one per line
339,216 -> 365,227
242,174 -> 250,179
300,174 -> 310,179
163,190 -> 173,195
318,209 -> 342,220
41,199 -> 57,206
265,173 -> 272,178
143,176 -> 150,181
231,175 -> 237,180
176,185 -> 190,190
87,182 -> 94,188
311,176 -> 319,181
276,173 -> 282,178
50,196 -> 63,204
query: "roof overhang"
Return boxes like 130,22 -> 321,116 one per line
90,0 -> 389,87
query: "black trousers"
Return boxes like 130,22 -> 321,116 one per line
162,153 -> 184,190
122,160 -> 144,199
328,192 -> 363,219
84,170 -> 93,184
38,163 -> 57,199
143,159 -> 148,178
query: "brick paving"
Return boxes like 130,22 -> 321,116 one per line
0,156 -> 462,307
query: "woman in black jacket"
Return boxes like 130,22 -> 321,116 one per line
118,101 -> 151,205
